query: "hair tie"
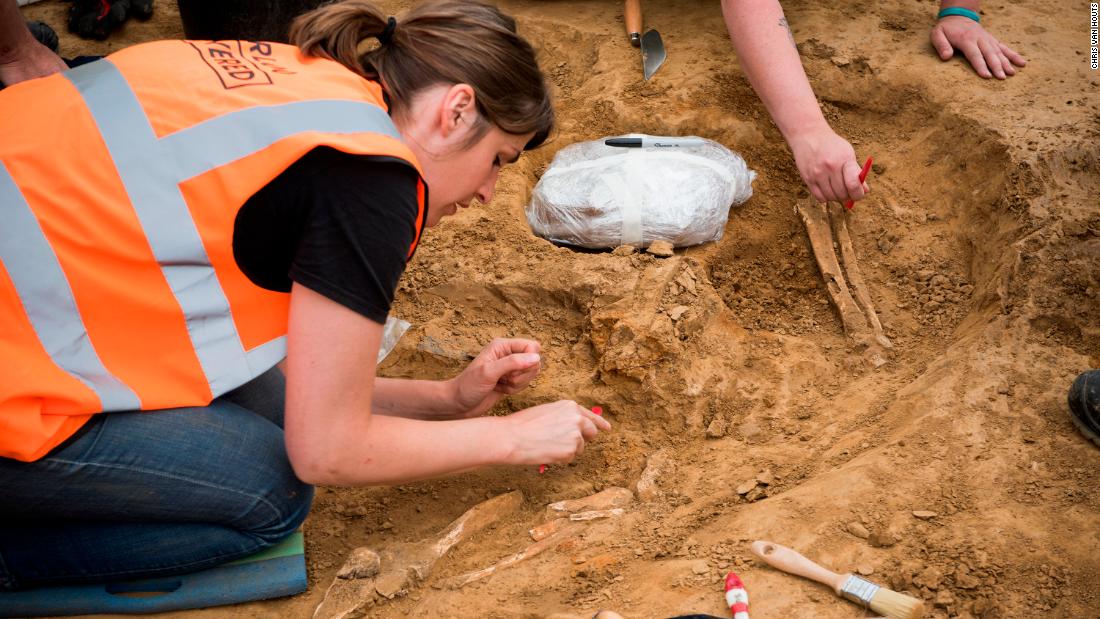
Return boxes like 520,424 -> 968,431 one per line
378,16 -> 397,46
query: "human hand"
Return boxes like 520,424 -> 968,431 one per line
448,338 -> 542,418
788,126 -> 869,204
0,38 -> 66,87
69,0 -> 154,41
930,16 -> 1026,79
503,400 -> 611,466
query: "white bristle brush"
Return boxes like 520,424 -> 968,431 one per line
750,540 -> 926,619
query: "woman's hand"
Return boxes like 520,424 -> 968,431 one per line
931,16 -> 1026,79
788,126 -> 869,205
447,338 -> 542,418
0,39 -> 66,87
503,400 -> 611,465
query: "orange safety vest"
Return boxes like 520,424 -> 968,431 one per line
0,40 -> 427,462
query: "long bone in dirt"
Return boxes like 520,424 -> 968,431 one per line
797,200 -> 892,359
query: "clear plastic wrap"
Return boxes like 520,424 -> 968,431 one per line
526,135 -> 755,249
378,316 -> 410,363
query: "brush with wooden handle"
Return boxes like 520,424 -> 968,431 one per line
750,540 -> 925,619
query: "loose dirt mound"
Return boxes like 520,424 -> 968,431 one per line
22,0 -> 1099,617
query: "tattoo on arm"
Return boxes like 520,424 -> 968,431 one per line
778,17 -> 796,48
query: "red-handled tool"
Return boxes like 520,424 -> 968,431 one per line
844,157 -> 873,210
539,406 -> 603,474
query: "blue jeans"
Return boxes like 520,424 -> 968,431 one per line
0,368 -> 313,590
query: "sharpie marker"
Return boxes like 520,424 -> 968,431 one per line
604,137 -> 708,149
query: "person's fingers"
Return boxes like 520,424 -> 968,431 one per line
824,171 -> 848,204
959,39 -> 991,78
862,181 -> 871,195
572,436 -> 585,458
930,25 -> 954,60
578,415 -> 600,441
978,38 -> 1006,79
583,408 -> 612,431
496,368 -> 539,393
1000,43 -> 1027,67
505,366 -> 539,383
485,352 -> 540,381
1001,52 -> 1017,76
841,159 -> 866,202
808,181 -> 828,204
490,337 -> 540,357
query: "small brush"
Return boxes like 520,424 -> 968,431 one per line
750,540 -> 925,619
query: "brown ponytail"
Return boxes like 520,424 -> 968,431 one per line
289,0 -> 554,151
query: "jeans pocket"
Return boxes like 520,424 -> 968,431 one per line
45,414 -> 110,465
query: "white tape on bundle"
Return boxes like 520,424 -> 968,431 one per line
598,164 -> 644,246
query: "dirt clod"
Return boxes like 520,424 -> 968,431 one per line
847,522 -> 871,539
337,547 -> 381,580
647,240 -> 675,257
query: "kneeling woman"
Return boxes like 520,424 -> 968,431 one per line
0,0 -> 609,590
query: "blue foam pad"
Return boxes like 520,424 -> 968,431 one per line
0,531 -> 306,617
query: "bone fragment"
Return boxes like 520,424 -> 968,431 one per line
313,579 -> 378,619
315,490 -> 524,618
568,508 -> 625,521
828,203 -> 893,349
373,570 -> 407,599
545,486 -> 633,519
431,490 -> 524,558
797,201 -> 870,339
446,522 -> 581,588
530,517 -> 569,541
636,449 -> 671,502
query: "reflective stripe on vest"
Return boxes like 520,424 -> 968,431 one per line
2,58 -> 408,408
0,162 -> 142,411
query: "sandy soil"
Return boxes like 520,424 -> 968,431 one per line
19,0 -> 1100,617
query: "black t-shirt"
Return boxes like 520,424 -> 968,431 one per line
233,147 -> 423,325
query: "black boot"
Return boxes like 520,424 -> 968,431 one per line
131,0 -> 153,20
26,20 -> 59,54
68,0 -> 141,40
1068,370 -> 1100,448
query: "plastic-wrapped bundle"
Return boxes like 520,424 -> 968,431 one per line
526,135 -> 755,249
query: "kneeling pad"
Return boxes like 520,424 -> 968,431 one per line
0,531 -> 305,617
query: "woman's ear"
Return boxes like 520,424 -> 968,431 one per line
439,83 -> 477,139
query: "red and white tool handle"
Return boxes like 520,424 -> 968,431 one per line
724,572 -> 749,619
749,540 -> 848,594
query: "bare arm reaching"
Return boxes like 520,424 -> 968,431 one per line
283,284 -> 609,486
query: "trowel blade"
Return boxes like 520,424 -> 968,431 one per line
641,29 -> 665,80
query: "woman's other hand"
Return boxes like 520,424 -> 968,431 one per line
503,400 -> 611,466
931,16 -> 1026,79
448,338 -> 542,418
788,126 -> 869,205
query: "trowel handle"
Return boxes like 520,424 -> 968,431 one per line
750,541 -> 847,594
625,0 -> 642,46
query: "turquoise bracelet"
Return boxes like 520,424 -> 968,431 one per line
937,7 -> 981,22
